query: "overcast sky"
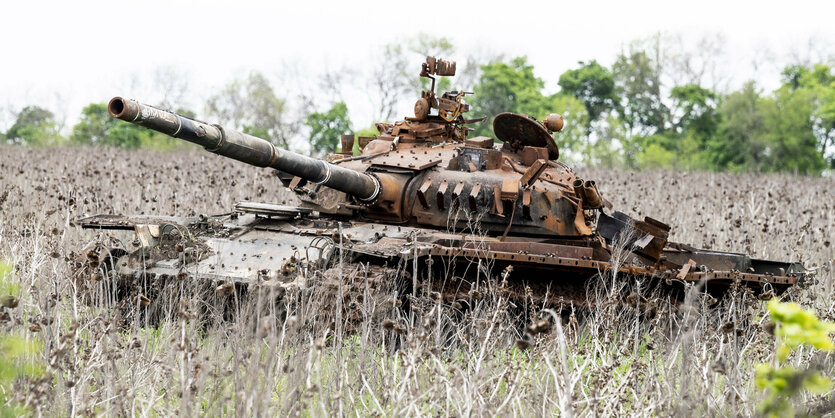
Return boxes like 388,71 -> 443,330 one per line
1,0 -> 833,132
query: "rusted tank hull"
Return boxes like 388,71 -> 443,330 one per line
75,203 -> 802,314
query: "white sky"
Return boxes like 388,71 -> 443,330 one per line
1,0 -> 833,134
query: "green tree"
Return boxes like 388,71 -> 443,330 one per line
670,84 -> 719,139
470,57 -> 548,137
709,82 -> 771,172
781,64 -> 835,169
630,134 -> 678,169
467,57 -> 591,162
613,38 -> 668,136
820,84 -> 835,168
590,115 -> 630,167
71,103 -> 111,144
709,78 -> 827,175
5,106 -> 62,146
761,85 -> 827,174
636,84 -> 721,170
558,60 -> 619,132
70,103 -> 179,149
546,94 -> 590,164
305,102 -> 352,156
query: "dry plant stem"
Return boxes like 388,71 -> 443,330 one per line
0,146 -> 832,416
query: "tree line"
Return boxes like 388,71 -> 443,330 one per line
3,34 -> 833,174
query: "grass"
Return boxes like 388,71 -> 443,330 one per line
0,145 -> 832,415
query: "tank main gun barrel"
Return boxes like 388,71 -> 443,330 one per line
107,97 -> 381,201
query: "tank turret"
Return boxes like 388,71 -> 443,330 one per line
109,57 -> 598,237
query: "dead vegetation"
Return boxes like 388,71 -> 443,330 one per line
0,145 -> 833,415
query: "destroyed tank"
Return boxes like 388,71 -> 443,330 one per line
76,57 -> 805,314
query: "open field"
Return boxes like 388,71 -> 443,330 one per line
0,145 -> 833,416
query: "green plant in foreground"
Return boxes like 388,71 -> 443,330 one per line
756,299 -> 835,417
0,260 -> 43,417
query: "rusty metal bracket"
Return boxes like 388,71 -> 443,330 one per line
468,183 -> 482,212
520,159 -> 547,188
436,180 -> 448,210
417,177 -> 432,209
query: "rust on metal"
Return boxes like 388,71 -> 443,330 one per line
520,159 -> 547,188
417,177 -> 432,209
340,134 -> 355,155
581,180 -> 603,209
465,136 -> 494,148
493,184 -> 504,216
520,146 -> 549,166
494,113 -> 560,160
452,181 -> 465,204
436,180 -> 448,210
468,183 -> 482,212
78,55 -> 806,321
462,241 -> 593,259
544,113 -> 565,132
501,178 -> 519,201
